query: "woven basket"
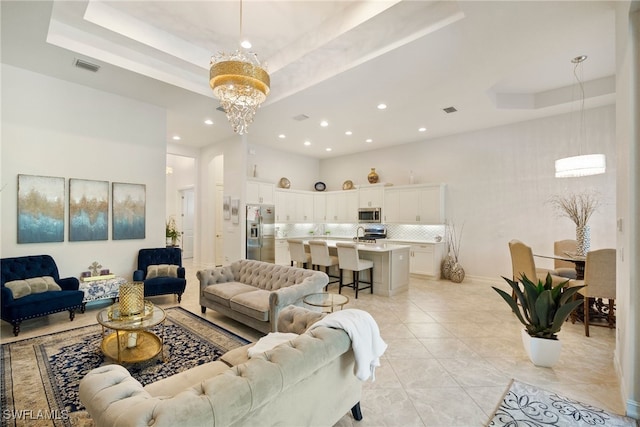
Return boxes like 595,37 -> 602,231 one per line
119,282 -> 144,316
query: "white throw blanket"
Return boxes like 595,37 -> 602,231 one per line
307,309 -> 387,381
247,332 -> 299,358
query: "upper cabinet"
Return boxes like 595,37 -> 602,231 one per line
384,184 -> 445,224
313,193 -> 327,222
358,186 -> 384,208
247,180 -> 275,205
275,189 -> 315,223
325,190 -> 358,223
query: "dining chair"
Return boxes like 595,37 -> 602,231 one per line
287,239 -> 311,269
554,239 -> 578,279
308,240 -> 340,289
508,240 -> 566,296
335,242 -> 374,299
574,248 -> 616,337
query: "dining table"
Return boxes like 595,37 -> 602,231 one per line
533,253 -> 586,280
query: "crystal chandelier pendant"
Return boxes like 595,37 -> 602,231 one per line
209,50 -> 270,135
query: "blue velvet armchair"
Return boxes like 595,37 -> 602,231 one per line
1,255 -> 84,336
133,247 -> 186,302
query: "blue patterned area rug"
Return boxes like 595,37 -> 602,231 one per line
487,379 -> 638,427
1,307 -> 250,427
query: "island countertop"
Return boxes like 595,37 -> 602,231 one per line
302,239 -> 411,253
301,239 -> 410,296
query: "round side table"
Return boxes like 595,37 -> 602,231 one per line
303,293 -> 349,313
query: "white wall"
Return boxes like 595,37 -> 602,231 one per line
165,153 -> 196,228
246,142 -> 320,191
614,1 -> 639,418
1,64 -> 167,278
320,105 -> 617,280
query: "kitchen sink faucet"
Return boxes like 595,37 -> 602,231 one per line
356,226 -> 365,243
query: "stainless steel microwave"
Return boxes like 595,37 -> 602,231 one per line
358,207 -> 382,223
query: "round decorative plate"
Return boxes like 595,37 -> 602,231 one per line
278,177 -> 291,189
342,180 -> 354,190
314,181 -> 326,191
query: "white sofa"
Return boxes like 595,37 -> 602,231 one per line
79,306 -> 364,427
197,259 -> 328,333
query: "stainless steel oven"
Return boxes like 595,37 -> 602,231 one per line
358,207 -> 382,223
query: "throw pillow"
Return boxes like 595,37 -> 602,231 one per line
43,276 -> 62,291
146,264 -> 179,279
4,280 -> 31,299
25,277 -> 50,294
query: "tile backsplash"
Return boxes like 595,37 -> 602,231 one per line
276,223 -> 446,243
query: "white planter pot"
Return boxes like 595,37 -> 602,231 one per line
521,329 -> 562,368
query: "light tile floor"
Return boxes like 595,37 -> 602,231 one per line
1,259 -> 625,426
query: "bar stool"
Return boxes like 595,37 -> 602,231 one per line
308,240 -> 340,289
336,242 -> 373,299
287,239 -> 311,269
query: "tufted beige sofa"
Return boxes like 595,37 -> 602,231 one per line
196,259 -> 328,333
79,306 -> 364,427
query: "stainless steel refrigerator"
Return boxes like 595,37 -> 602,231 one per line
246,204 -> 275,263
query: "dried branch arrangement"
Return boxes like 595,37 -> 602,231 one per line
446,221 -> 464,262
548,191 -> 601,227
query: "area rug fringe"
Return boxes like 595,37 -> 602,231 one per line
486,379 -> 638,427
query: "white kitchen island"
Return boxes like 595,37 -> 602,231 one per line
303,239 -> 411,296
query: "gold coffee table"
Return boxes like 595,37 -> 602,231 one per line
303,293 -> 349,313
97,302 -> 166,363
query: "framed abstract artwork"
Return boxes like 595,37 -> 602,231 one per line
231,198 -> 240,224
112,182 -> 146,240
223,196 -> 231,220
17,174 -> 65,243
69,178 -> 108,241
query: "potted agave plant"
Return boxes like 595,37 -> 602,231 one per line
492,274 -> 584,367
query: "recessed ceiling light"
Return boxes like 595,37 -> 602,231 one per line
377,103 -> 387,110
304,141 -> 311,146
278,134 -> 286,139
418,127 -> 427,132
204,119 -> 214,125
345,131 -> 353,136
172,135 -> 181,141
326,148 -> 332,152
366,138 -> 373,143
241,40 -> 252,49
320,120 -> 329,127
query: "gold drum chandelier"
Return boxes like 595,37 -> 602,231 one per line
209,1 -> 270,135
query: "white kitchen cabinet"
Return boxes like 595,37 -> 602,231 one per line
404,242 -> 445,278
358,186 -> 384,208
274,189 -> 295,222
247,180 -> 275,205
275,190 -> 315,223
384,184 -> 445,224
313,193 -> 326,222
298,192 -> 315,222
417,185 -> 445,224
275,239 -> 290,265
410,244 -> 434,276
325,190 -> 358,223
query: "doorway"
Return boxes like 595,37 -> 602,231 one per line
180,188 -> 195,259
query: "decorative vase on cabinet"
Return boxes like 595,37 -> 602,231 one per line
367,168 -> 379,184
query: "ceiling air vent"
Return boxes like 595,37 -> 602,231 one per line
292,114 -> 309,121
443,106 -> 458,114
74,59 -> 100,73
